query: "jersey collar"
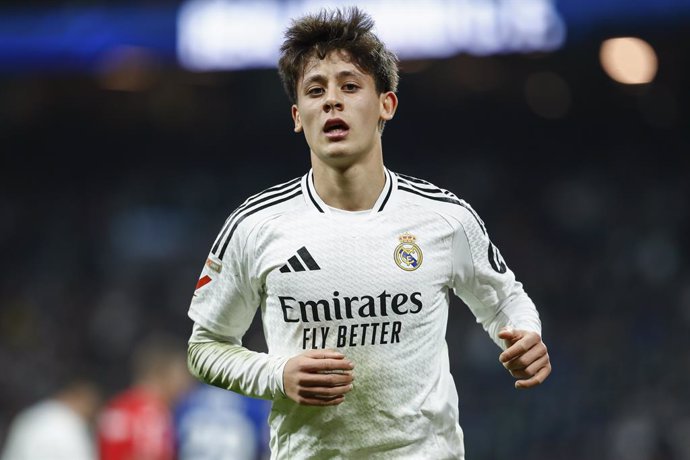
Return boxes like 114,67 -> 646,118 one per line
303,168 -> 397,216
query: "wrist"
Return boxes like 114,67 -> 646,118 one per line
273,356 -> 289,398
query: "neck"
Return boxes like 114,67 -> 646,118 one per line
311,154 -> 386,211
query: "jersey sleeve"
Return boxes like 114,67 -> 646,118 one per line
449,202 -> 542,349
187,218 -> 287,400
188,216 -> 260,338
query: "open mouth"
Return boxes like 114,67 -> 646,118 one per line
323,118 -> 350,139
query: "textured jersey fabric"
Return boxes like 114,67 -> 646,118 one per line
188,169 -> 541,459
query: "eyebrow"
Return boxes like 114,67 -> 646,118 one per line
301,70 -> 364,87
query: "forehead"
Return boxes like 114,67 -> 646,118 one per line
299,50 -> 370,83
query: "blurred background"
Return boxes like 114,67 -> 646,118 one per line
1,0 -> 689,459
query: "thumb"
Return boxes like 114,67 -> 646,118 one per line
498,326 -> 518,342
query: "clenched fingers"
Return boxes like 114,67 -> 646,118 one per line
507,354 -> 550,379
300,371 -> 354,387
291,376 -> 354,406
496,331 -> 551,389
298,383 -> 353,399
502,342 -> 547,371
499,333 -> 541,364
302,349 -> 347,360
284,350 -> 356,406
515,363 -> 551,389
293,394 -> 346,406
300,358 -> 354,373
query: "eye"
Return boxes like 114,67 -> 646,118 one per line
307,87 -> 324,96
343,83 -> 359,92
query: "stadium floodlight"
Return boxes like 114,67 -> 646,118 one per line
600,37 -> 658,85
177,0 -> 566,71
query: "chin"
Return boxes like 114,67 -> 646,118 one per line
318,144 -> 354,159
315,150 -> 360,170
311,138 -> 372,166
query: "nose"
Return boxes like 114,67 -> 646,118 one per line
323,87 -> 343,113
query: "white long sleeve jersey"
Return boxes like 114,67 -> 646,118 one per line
187,169 -> 541,460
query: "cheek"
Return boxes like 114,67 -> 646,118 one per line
299,109 -> 318,132
365,98 -> 383,120
303,115 -> 318,136
365,105 -> 383,129
300,114 -> 320,145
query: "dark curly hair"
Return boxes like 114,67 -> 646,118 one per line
278,7 -> 399,105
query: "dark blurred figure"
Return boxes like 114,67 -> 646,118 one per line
0,379 -> 101,460
175,383 -> 271,460
97,334 -> 192,460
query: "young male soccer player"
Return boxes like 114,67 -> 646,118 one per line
187,7 -> 551,459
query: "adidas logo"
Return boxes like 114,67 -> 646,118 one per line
279,247 -> 321,273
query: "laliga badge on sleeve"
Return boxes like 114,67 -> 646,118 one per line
206,257 -> 222,273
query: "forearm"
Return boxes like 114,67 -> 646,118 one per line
187,323 -> 288,399
451,212 -> 542,349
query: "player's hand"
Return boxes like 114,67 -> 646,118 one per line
498,327 -> 551,389
283,349 -> 355,406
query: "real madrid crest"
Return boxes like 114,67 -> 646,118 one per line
394,232 -> 423,271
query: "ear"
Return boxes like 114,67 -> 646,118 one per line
379,91 -> 398,122
291,105 -> 303,133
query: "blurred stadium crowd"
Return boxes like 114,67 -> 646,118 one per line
1,3 -> 689,460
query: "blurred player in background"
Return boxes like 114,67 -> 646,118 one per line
0,378 -> 101,460
187,6 -> 551,459
175,383 -> 271,460
97,334 -> 192,460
